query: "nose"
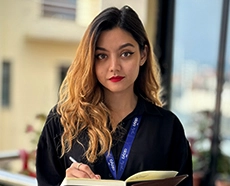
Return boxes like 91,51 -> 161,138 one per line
109,55 -> 120,73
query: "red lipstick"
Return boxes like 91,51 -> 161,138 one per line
109,76 -> 124,82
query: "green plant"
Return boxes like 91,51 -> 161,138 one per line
189,111 -> 230,175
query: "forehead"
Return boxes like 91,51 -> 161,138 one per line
96,27 -> 138,48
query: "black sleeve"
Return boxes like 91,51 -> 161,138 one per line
168,115 -> 193,186
36,108 -> 66,186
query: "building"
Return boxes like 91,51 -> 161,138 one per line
0,0 -> 157,152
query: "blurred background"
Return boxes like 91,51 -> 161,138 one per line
0,0 -> 229,186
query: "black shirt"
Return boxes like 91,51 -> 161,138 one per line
36,96 -> 193,186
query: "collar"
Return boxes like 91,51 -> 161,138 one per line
123,95 -> 163,122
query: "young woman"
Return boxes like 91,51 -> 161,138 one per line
36,5 -> 193,186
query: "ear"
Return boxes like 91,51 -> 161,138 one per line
140,45 -> 148,66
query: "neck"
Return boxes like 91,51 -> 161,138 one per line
104,91 -> 138,127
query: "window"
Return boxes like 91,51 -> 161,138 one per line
1,61 -> 11,107
171,0 -> 222,140
59,66 -> 69,86
171,0 -> 230,179
156,0 -> 229,183
42,0 -> 76,20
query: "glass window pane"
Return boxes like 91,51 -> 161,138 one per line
171,0 -> 223,167
1,61 -> 11,107
42,0 -> 76,20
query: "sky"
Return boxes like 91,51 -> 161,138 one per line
173,0 -> 229,69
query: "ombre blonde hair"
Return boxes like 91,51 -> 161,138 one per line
57,6 -> 162,163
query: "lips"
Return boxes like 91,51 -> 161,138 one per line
109,76 -> 124,82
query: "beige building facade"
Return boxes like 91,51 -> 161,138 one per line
0,0 -> 158,152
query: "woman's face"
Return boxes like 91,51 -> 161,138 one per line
95,27 -> 147,95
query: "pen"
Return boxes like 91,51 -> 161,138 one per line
69,156 -> 84,171
69,156 -> 100,179
69,156 -> 77,163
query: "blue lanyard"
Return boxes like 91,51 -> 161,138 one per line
105,116 -> 142,180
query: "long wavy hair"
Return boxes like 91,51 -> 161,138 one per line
57,5 -> 162,163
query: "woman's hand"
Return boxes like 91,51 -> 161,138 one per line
66,162 -> 101,179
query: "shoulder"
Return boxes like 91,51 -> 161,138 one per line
140,97 -> 185,131
141,97 -> 179,120
40,105 -> 63,139
37,106 -> 63,156
45,105 -> 61,124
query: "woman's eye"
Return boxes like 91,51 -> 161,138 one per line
121,52 -> 134,57
96,54 -> 107,60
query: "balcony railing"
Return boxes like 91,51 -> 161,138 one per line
0,150 -> 37,186
0,169 -> 37,186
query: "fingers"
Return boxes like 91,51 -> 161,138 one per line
95,174 -> 101,179
74,163 -> 96,178
77,163 -> 83,170
66,162 -> 100,180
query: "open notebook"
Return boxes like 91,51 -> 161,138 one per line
61,170 -> 188,186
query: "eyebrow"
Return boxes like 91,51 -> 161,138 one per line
95,43 -> 135,51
